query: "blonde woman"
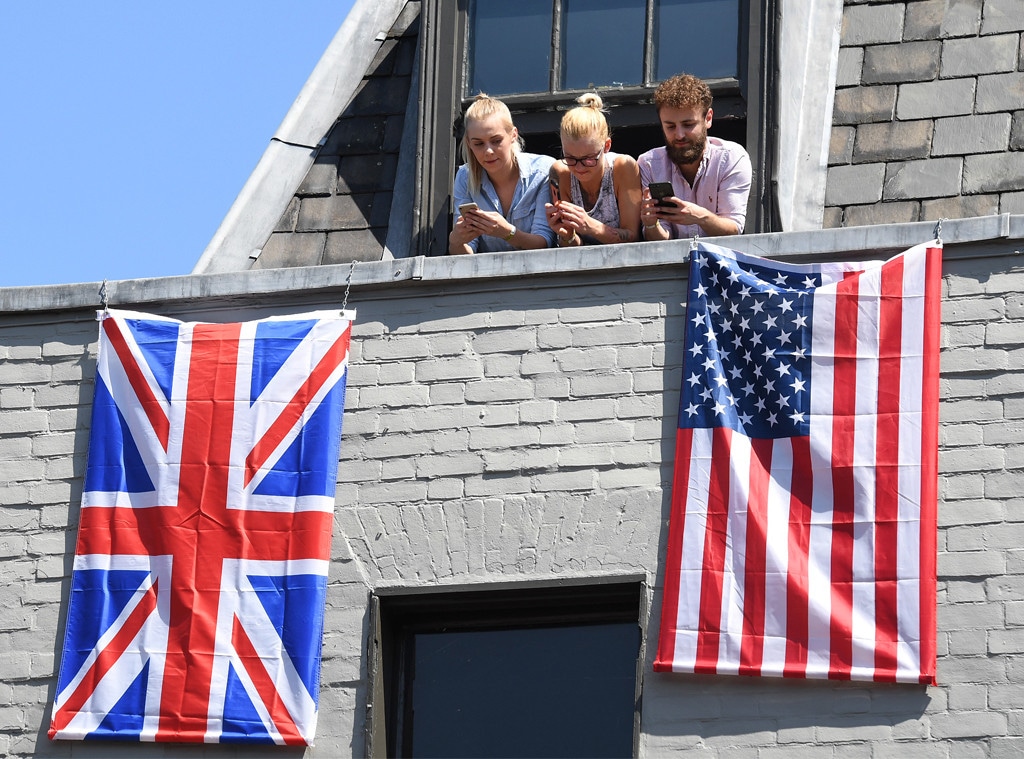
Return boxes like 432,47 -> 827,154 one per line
545,93 -> 642,247
449,95 -> 557,255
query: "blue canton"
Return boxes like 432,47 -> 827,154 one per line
680,247 -> 822,439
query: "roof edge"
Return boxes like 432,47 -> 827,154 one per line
5,215 -> 1021,317
191,0 -> 409,276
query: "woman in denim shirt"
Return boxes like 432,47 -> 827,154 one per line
448,95 -> 557,255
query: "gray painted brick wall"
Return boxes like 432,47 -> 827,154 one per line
2,227 -> 1024,756
826,0 -> 1024,228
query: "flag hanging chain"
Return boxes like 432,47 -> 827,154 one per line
99,279 -> 109,313
934,217 -> 945,244
341,260 -> 356,313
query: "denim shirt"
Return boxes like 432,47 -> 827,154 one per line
453,152 -> 557,253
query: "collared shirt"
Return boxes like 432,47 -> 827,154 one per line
453,152 -> 557,253
638,137 -> 752,238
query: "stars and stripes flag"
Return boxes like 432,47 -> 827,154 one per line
50,308 -> 353,744
655,241 -> 940,683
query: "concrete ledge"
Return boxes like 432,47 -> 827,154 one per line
3,215 -> 1022,315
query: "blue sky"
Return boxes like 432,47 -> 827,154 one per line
1,2 -> 356,287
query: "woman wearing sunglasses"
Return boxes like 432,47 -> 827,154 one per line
545,93 -> 642,247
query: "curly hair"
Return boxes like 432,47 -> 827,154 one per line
653,73 -> 713,115
560,92 -> 609,143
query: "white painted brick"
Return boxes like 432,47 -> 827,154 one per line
558,445 -> 615,468
988,322 -> 1024,346
569,374 -> 632,397
468,426 -> 539,449
616,344 -> 655,368
464,378 -> 534,403
571,323 -> 643,347
519,400 -> 556,423
0,363 -> 50,384
378,362 -> 415,384
471,330 -> 536,354
536,324 -> 573,348
481,354 -> 520,376
930,711 -> 1008,739
2,411 -> 49,435
0,387 -> 33,409
939,446 -> 1003,472
533,376 -> 570,398
464,474 -> 531,497
414,357 -> 484,382
575,420 -> 633,444
415,453 -> 484,478
427,382 -> 465,405
554,347 -> 618,371
558,304 -> 622,323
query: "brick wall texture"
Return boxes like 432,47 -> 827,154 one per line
3,238 -> 1024,756
825,0 -> 1024,228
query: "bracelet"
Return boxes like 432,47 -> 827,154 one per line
557,233 -> 577,247
504,225 -> 517,242
643,221 -> 661,233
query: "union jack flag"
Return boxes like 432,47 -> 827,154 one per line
50,308 -> 353,744
655,241 -> 940,683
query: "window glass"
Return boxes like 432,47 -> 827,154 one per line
655,0 -> 740,81
562,0 -> 647,90
469,0 -> 553,96
410,623 -> 639,758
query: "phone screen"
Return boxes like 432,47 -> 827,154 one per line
649,182 -> 674,207
549,179 -> 560,203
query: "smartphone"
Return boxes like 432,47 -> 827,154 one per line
649,182 -> 675,207
458,202 -> 479,215
548,177 -> 560,203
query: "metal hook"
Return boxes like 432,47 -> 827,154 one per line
99,279 -> 109,311
934,217 -> 945,244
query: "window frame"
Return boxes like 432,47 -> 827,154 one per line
365,578 -> 647,758
412,0 -> 775,256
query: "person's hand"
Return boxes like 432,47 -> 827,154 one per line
461,208 -> 514,240
545,202 -> 572,237
553,200 -> 602,239
640,189 -> 662,229
451,211 -> 481,246
653,197 -> 708,228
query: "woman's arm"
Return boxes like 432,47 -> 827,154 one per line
448,169 -> 481,255
611,155 -> 642,243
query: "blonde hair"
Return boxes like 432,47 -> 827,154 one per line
460,93 -> 523,195
560,92 -> 610,143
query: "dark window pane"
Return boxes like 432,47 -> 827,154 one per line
562,0 -> 646,90
655,0 -> 740,81
410,623 -> 639,758
469,0 -> 552,96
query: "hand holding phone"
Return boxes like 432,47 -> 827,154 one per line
648,182 -> 674,207
458,202 -> 479,216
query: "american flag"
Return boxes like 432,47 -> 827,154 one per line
50,308 -> 353,744
655,241 -> 940,683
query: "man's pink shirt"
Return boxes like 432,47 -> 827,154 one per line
638,137 -> 752,238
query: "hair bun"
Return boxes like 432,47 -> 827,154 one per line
576,92 -> 604,111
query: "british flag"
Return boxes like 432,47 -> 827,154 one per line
50,308 -> 353,744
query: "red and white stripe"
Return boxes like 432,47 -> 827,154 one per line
656,242 -> 940,683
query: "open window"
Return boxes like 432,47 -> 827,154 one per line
367,580 -> 644,758
414,0 -> 775,255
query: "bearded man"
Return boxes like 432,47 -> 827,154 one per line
638,73 -> 752,239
